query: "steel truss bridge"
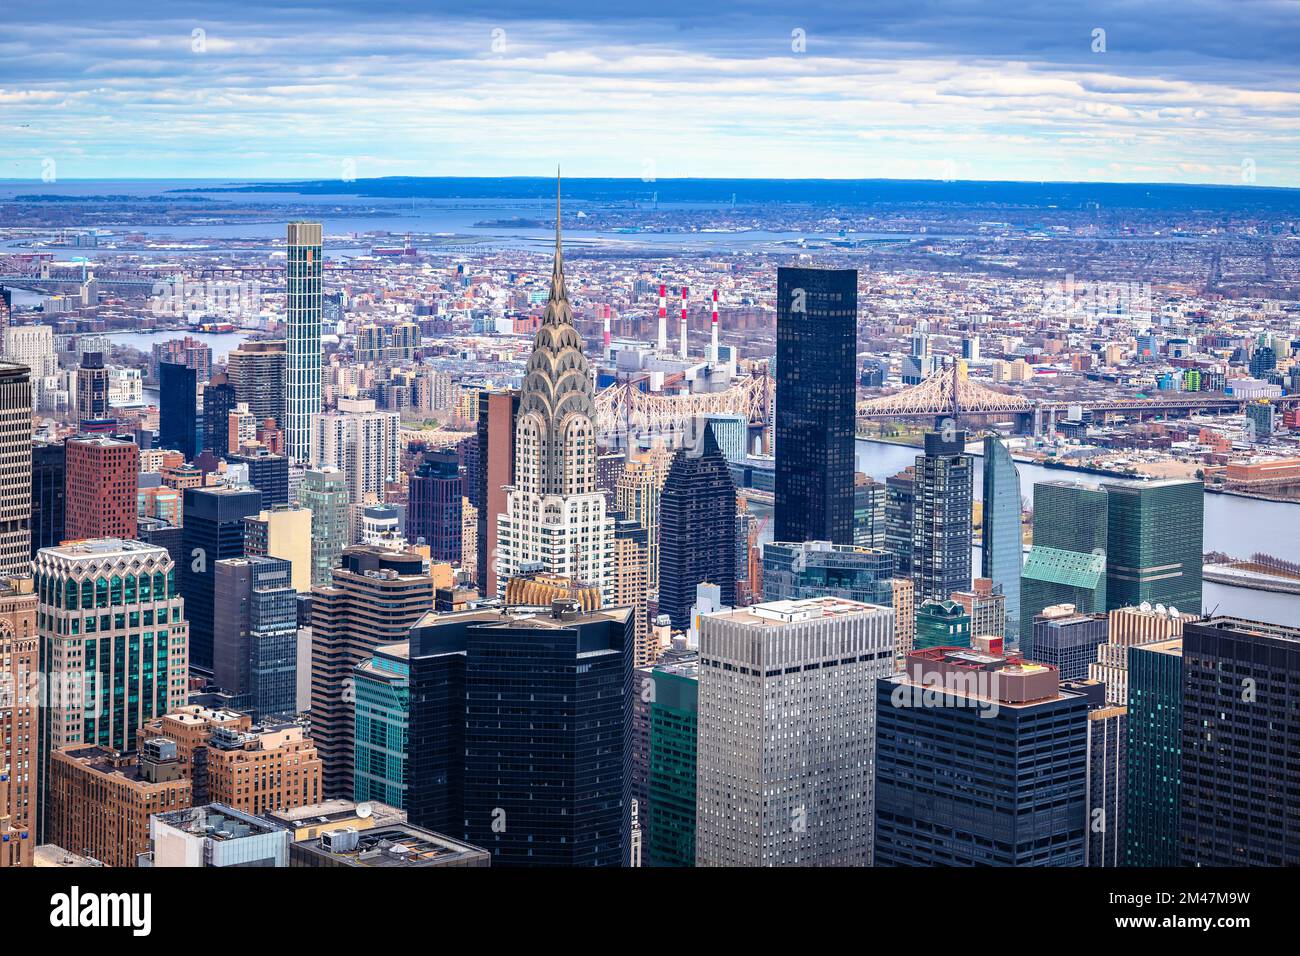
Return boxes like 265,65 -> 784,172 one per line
595,373 -> 773,449
857,362 -> 1300,425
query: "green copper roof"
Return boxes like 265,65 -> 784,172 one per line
1021,545 -> 1105,589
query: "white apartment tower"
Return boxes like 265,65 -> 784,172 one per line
0,364 -> 30,577
285,221 -> 323,464
1,326 -> 56,411
311,397 -> 400,504
496,177 -> 613,599
695,596 -> 895,867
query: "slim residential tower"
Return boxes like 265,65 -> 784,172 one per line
285,222 -> 323,464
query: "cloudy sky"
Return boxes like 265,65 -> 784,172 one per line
3,0 -> 1298,185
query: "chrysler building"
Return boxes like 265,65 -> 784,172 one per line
495,176 -> 613,599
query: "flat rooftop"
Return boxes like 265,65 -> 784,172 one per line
714,596 -> 885,627
1138,637 -> 1184,657
1194,616 -> 1300,645
266,799 -> 405,828
162,706 -> 245,725
155,804 -> 279,840
297,826 -> 489,867
40,538 -> 167,560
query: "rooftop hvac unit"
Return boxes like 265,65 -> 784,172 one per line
321,827 -> 359,854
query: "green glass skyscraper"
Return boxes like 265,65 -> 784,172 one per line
981,436 -> 1021,643
1103,478 -> 1203,614
1034,480 -> 1108,554
646,658 -> 698,867
354,642 -> 410,809
298,467 -> 349,587
1019,481 -> 1108,652
1125,638 -> 1183,866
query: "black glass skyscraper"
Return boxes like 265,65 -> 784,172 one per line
1180,617 -> 1300,866
876,651 -> 1089,866
774,266 -> 856,545
203,379 -> 236,454
885,468 -> 915,575
658,425 -> 737,629
32,439 -> 66,557
159,360 -> 198,460
227,448 -> 289,508
181,485 -> 262,672
408,614 -> 471,836
409,451 -> 463,563
408,603 -> 632,867
910,430 -> 973,603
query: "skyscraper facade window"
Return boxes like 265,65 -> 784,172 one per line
35,539 -> 189,838
1125,638 -> 1183,866
1180,618 -> 1300,866
353,642 -> 411,810
646,657 -> 698,868
0,364 -> 31,576
876,648 -> 1088,866
885,467 -> 915,576
761,539 -> 894,605
696,597 -> 894,866
773,266 -> 856,545
1103,478 -> 1203,613
297,467 -> 349,587
981,436 -> 1021,642
159,360 -> 198,460
408,451 -> 463,564
657,426 -> 737,630
181,485 -> 263,673
285,222 -> 323,463
910,430 -> 973,603
496,181 -> 613,599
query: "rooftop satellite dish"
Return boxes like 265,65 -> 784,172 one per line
1139,601 -> 1152,612
1168,606 -> 1179,617
356,802 -> 373,819
1154,604 -> 1166,615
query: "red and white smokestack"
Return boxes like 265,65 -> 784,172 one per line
657,284 -> 668,353
710,287 -> 719,365
679,286 -> 689,359
603,308 -> 611,360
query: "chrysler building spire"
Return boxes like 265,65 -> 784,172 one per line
517,169 -> 597,496
495,170 -> 614,600
549,166 -> 567,306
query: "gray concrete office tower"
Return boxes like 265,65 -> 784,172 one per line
285,222 -> 323,463
695,597 -> 894,867
0,363 -> 32,576
774,267 -> 857,545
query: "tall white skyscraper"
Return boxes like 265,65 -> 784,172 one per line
496,177 -> 613,599
285,221 -> 322,464
0,363 -> 30,577
695,596 -> 895,867
1,325 -> 56,411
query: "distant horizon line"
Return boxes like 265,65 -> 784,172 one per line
1,174 -> 1296,192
